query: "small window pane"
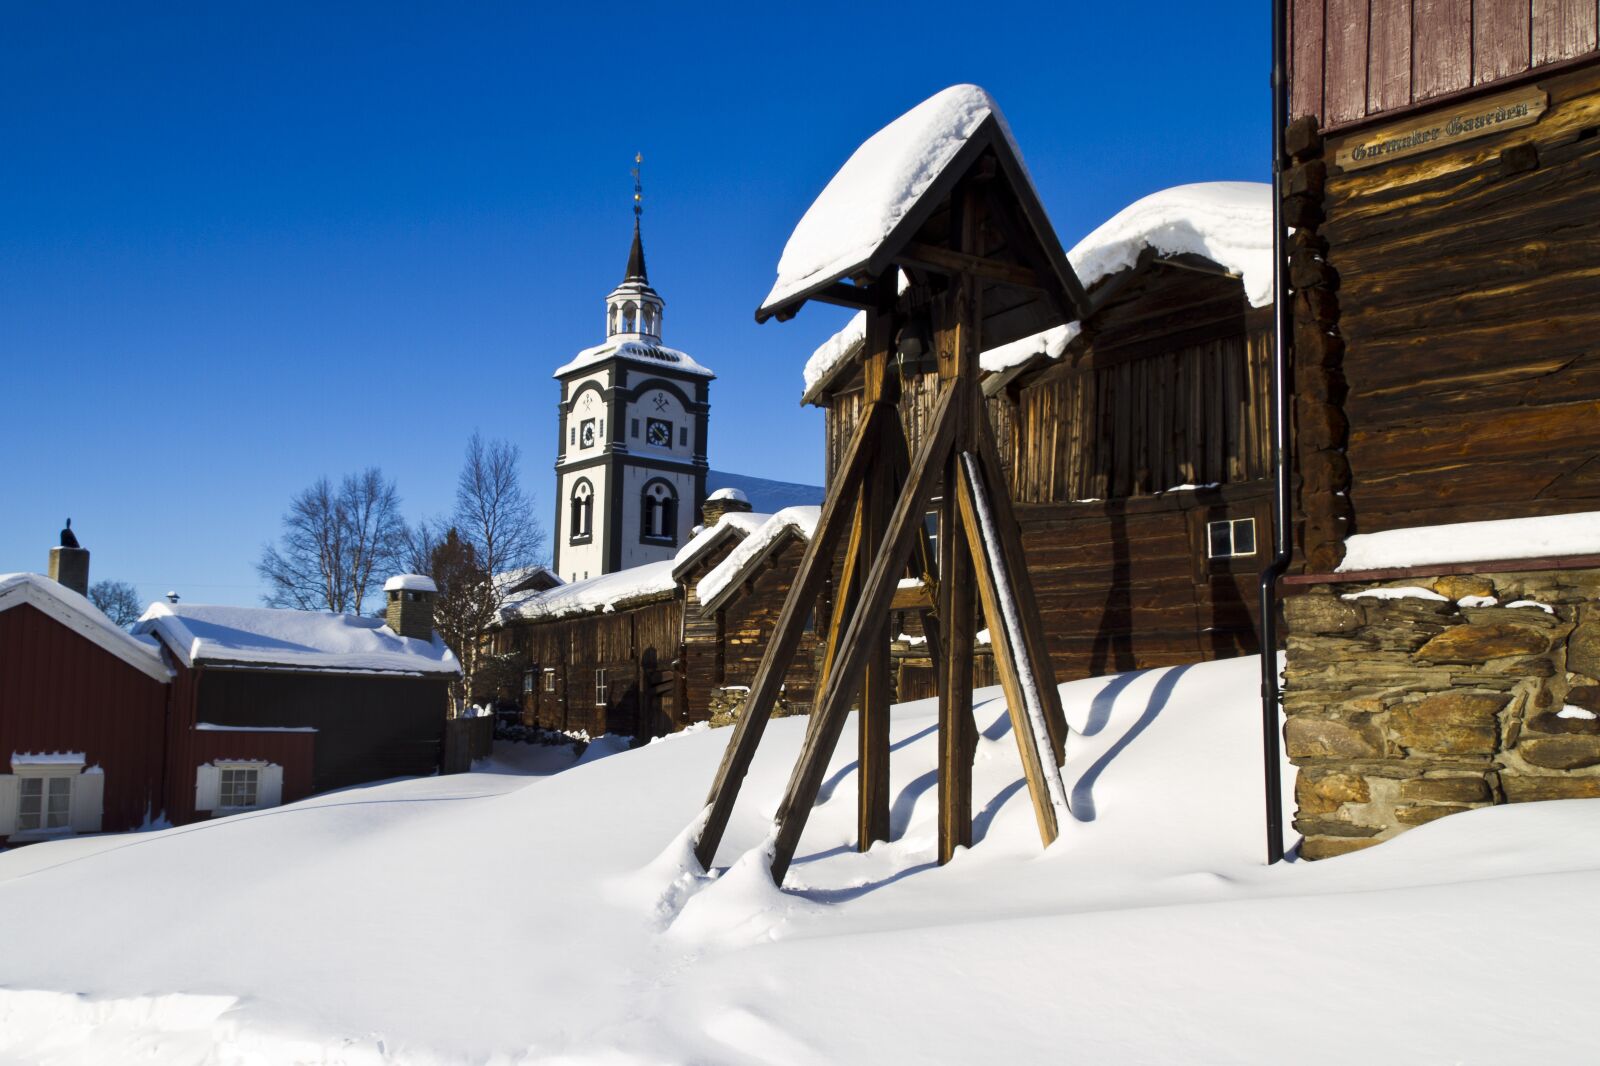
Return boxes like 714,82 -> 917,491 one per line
1232,518 -> 1257,556
46,778 -> 71,828
220,768 -> 259,809
1207,520 -> 1233,559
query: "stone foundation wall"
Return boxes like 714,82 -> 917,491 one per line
1283,566 -> 1600,859
706,686 -> 809,729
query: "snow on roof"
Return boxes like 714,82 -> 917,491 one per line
800,181 -> 1271,400
499,559 -> 680,623
761,85 -> 1020,315
493,565 -> 564,596
697,506 -> 822,610
1338,511 -> 1600,572
554,338 -> 715,380
672,510 -> 772,574
1069,182 -> 1273,310
134,602 -> 460,676
706,487 -> 749,503
384,574 -> 437,593
0,572 -> 171,683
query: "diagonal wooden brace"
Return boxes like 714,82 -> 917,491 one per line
956,448 -> 1070,848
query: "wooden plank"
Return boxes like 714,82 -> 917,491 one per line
1474,0 -> 1534,84
1292,0 -> 1328,122
937,441 -> 976,864
1532,0 -> 1598,63
1369,0 -> 1415,113
1325,0 -> 1372,125
858,413 -> 895,850
976,410 -> 1068,764
956,450 -> 1068,847
693,400 -> 885,871
899,241 -> 1041,289
768,384 -> 959,883
1415,0 -> 1475,99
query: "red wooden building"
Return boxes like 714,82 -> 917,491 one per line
0,572 -> 171,843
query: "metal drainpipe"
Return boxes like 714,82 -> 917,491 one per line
1259,0 -> 1294,866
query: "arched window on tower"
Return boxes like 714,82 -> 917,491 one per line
607,305 -> 619,336
570,479 -> 594,543
621,301 -> 637,333
640,480 -> 678,545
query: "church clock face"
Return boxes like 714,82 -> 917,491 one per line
580,419 -> 597,448
646,418 -> 672,448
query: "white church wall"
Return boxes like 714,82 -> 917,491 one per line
557,465 -> 607,583
626,385 -> 695,460
618,464 -> 698,570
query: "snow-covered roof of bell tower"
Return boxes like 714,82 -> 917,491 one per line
554,338 -> 715,379
759,84 -> 1026,316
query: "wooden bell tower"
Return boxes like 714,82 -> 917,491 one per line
694,97 -> 1093,883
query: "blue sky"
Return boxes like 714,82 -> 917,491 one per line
1,2 -> 1267,607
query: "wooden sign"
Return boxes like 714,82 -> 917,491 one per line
1332,85 -> 1548,171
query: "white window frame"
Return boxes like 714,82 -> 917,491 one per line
595,668 -> 607,707
544,667 -> 557,693
1206,517 -> 1258,559
0,754 -> 103,839
195,760 -> 283,815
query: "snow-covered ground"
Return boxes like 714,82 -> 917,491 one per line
2,655 -> 1597,1064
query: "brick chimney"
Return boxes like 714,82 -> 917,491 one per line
384,574 -> 438,641
702,487 -> 753,526
48,519 -> 89,597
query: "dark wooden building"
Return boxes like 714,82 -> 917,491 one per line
1277,8 -> 1600,857
135,583 -> 459,821
806,181 -> 1277,682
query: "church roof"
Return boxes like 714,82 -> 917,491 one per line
554,338 -> 715,379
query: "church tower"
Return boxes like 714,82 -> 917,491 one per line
552,158 -> 713,581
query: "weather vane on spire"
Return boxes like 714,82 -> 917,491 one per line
632,152 -> 643,220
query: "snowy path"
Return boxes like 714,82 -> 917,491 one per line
2,656 -> 1598,1063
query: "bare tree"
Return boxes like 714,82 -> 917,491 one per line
89,580 -> 143,627
454,433 -> 546,594
257,468 -> 405,614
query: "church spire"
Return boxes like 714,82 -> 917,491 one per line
605,153 -> 663,341
624,152 -> 648,283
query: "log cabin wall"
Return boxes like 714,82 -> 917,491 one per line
500,596 -> 684,739
1303,58 -> 1600,546
1291,0 -> 1599,131
680,539 -> 742,725
716,536 -> 821,715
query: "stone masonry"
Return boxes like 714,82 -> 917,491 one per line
1284,566 -> 1600,859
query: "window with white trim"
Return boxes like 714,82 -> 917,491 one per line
544,667 -> 557,693
18,775 -> 72,832
595,668 -> 607,706
195,761 -> 283,815
0,754 -> 103,838
1207,517 -> 1258,559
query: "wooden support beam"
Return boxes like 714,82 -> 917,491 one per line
768,383 -> 959,883
897,241 -> 1043,290
937,395 -> 976,862
956,447 -> 1069,848
693,401 -> 886,871
974,411 -> 1069,765
857,309 -> 897,851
